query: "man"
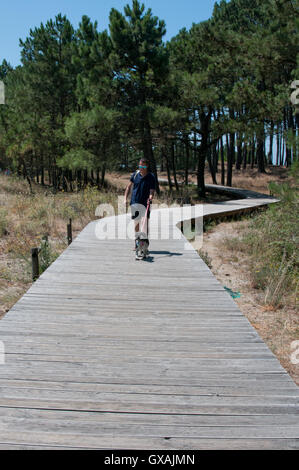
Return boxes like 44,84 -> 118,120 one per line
124,158 -> 156,249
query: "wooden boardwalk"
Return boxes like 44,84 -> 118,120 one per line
0,187 -> 298,449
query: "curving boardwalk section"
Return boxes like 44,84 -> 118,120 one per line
0,186 -> 298,449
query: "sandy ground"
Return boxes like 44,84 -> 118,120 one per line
192,219 -> 299,387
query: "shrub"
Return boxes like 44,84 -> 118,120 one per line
39,236 -> 59,274
0,208 -> 8,236
242,165 -> 299,309
198,249 -> 213,269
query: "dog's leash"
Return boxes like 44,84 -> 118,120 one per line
141,201 -> 151,234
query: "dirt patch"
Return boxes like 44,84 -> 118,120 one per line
192,219 -> 299,387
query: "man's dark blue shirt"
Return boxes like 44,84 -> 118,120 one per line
130,170 -> 156,207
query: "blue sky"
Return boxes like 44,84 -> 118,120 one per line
0,0 -> 218,67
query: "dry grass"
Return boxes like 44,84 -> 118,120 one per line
0,174 -> 119,317
192,214 -> 299,386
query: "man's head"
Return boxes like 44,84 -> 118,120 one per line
138,158 -> 149,175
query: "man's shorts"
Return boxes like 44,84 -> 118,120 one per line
130,204 -> 150,221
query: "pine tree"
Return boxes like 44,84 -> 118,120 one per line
19,14 -> 78,189
108,0 -> 169,192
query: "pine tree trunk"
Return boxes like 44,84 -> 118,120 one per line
227,109 -> 234,186
171,142 -> 179,191
62,169 -> 68,192
268,121 -> 274,165
20,157 -> 33,193
68,169 -> 73,192
193,128 -> 197,172
214,141 -> 219,174
231,136 -> 236,165
41,155 -> 45,186
286,107 -> 293,167
101,163 -> 106,187
52,164 -> 57,191
227,133 -> 234,187
76,170 -> 82,191
30,152 -> 33,182
257,130 -> 266,173
197,110 -> 211,197
289,107 -> 297,162
207,144 -> 217,184
164,148 -> 172,191
251,138 -> 255,169
197,147 -> 206,197
277,124 -> 280,166
279,127 -> 283,165
263,139 -> 267,168
36,155 -> 39,183
96,168 -> 100,189
243,144 -> 247,170
84,169 -> 88,187
236,133 -> 243,170
184,135 -> 190,186
220,136 -> 225,185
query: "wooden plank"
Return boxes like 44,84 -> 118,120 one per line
1,406 -> 298,426
0,355 -> 287,374
1,414 -> 299,440
0,378 -> 297,396
0,368 -> 293,387
3,345 -> 275,359
0,398 -> 297,417
0,384 -> 298,405
0,326 -> 264,341
0,390 -> 297,423
0,334 -> 270,350
0,432 -> 297,450
0,439 -> 297,450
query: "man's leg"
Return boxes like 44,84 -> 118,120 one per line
133,221 -> 139,250
131,204 -> 147,250
140,209 -> 150,248
130,205 -> 139,249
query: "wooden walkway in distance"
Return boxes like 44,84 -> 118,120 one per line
0,186 -> 298,449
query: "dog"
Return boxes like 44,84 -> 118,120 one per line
135,231 -> 149,259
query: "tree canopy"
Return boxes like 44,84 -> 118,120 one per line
0,0 -> 298,194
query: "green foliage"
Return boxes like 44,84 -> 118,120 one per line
289,160 -> 299,180
0,208 -> 8,236
198,249 -> 213,269
0,0 -> 298,193
38,236 -> 58,274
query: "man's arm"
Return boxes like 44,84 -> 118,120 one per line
148,189 -> 155,203
148,174 -> 156,204
124,181 -> 133,204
